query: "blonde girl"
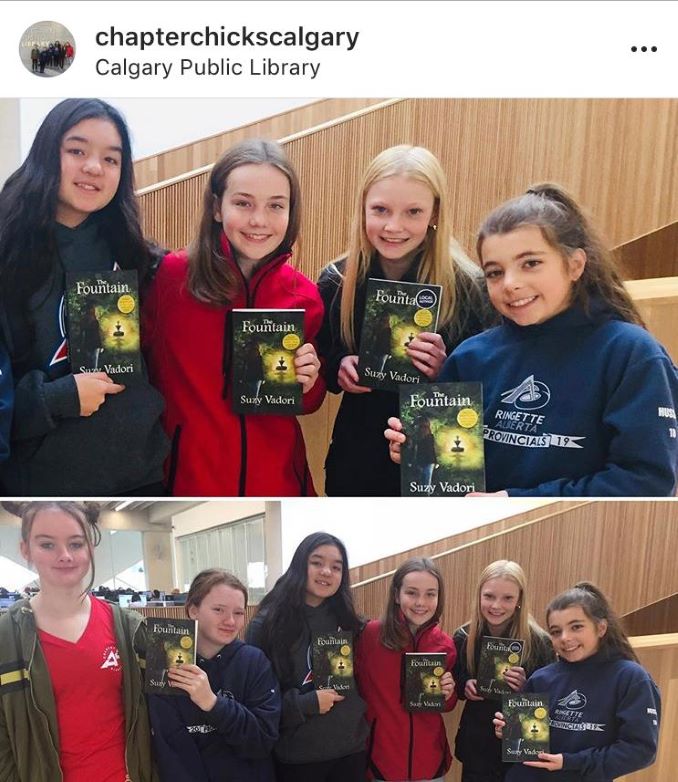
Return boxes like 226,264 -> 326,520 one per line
453,561 -> 554,782
0,501 -> 155,782
317,145 -> 487,496
493,582 -> 660,780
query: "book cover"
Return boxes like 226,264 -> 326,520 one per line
312,631 -> 355,692
399,382 -> 485,496
477,637 -> 525,699
357,278 -> 442,391
502,693 -> 550,762
404,652 -> 447,712
231,309 -> 304,415
65,270 -> 141,381
144,617 -> 197,695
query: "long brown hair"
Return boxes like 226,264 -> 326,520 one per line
187,139 -> 302,306
337,145 -> 480,351
465,560 -> 545,675
546,581 -> 639,663
477,183 -> 644,326
380,557 -> 445,651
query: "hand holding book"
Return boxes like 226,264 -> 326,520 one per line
404,332 -> 447,379
73,372 -> 125,416
316,688 -> 346,714
167,663 -> 217,712
440,670 -> 455,701
338,355 -> 372,394
294,343 -> 321,393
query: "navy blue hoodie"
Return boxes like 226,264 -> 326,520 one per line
148,639 -> 280,782
440,300 -> 678,496
506,651 -> 660,781
0,343 -> 11,462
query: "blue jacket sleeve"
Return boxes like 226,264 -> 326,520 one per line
148,695 -> 210,782
0,347 -> 12,461
561,675 -> 661,779
201,649 -> 281,758
507,354 -> 678,497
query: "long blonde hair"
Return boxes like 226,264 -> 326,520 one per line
338,145 -> 477,351
465,560 -> 543,675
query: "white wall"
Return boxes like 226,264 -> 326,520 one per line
18,97 -> 318,161
280,498 -> 554,571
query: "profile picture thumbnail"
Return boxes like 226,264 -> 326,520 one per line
19,21 -> 75,77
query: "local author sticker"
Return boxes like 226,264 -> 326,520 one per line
457,407 -> 479,428
340,645 -> 351,656
117,294 -> 135,314
179,635 -> 193,650
508,652 -> 520,664
413,308 -> 433,328
433,666 -> 445,677
534,707 -> 547,719
282,333 -> 301,351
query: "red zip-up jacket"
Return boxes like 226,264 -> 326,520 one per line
356,618 -> 457,781
143,237 -> 326,496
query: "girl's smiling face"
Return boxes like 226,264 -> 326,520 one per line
480,577 -> 520,634
480,225 -> 586,326
396,570 -> 439,632
548,605 -> 607,663
364,175 -> 435,276
305,544 -> 344,606
20,509 -> 91,591
56,117 -> 123,228
188,584 -> 246,659
214,163 -> 290,265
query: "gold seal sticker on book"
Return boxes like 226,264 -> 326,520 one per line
508,652 -> 520,664
117,294 -> 135,314
282,333 -> 301,351
413,308 -> 433,328
340,645 -> 351,656
179,635 -> 193,650
433,666 -> 445,677
534,707 -> 547,719
457,407 -> 479,428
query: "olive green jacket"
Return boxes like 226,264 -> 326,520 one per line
0,599 -> 158,782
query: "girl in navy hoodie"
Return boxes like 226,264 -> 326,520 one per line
149,569 -> 281,782
386,183 -> 678,496
493,582 -> 660,781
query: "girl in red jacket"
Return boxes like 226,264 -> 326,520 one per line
144,139 -> 325,496
356,557 -> 457,781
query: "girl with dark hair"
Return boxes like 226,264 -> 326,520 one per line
355,557 -> 457,781
387,183 -> 678,496
0,501 -> 156,782
0,98 -> 168,495
149,569 -> 280,782
144,138 -> 324,496
245,532 -> 368,781
493,582 -> 661,780
453,561 -> 554,782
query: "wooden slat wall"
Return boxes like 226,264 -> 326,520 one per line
615,221 -> 678,280
138,99 -> 678,280
348,501 -> 576,583
626,276 -> 678,362
624,594 -> 678,637
133,98 -> 387,189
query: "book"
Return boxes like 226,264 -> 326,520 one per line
65,270 -> 142,381
404,652 -> 447,711
477,637 -> 525,699
312,631 -> 355,692
399,381 -> 485,496
231,309 -> 304,415
357,278 -> 442,391
502,693 -> 550,762
144,617 -> 197,695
